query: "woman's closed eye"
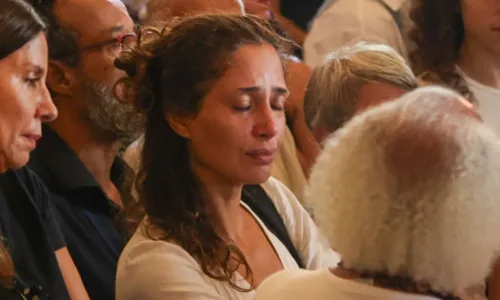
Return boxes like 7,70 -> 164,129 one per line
234,105 -> 252,112
271,95 -> 287,111
24,67 -> 44,89
25,76 -> 42,88
233,95 -> 252,111
232,95 -> 287,112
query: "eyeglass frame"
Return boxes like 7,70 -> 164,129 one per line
81,32 -> 138,52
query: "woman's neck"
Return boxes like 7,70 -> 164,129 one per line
458,36 -> 500,89
206,187 -> 244,238
196,171 -> 244,240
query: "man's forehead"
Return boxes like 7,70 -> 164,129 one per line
55,0 -> 131,36
56,0 -> 127,13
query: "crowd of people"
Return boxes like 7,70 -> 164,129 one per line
1,0 -> 500,299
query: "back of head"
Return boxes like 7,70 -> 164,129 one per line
0,0 -> 45,60
307,86 -> 500,293
115,13 -> 291,289
304,42 -> 418,133
29,0 -> 79,66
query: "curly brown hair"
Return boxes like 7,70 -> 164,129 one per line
409,0 -> 475,102
115,13 -> 292,291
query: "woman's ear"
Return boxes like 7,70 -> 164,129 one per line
166,112 -> 192,139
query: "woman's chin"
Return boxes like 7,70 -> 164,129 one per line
0,153 -> 28,173
241,168 -> 272,186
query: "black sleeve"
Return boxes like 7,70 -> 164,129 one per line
24,168 -> 66,251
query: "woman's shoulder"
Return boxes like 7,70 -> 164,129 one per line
119,223 -> 198,269
116,223 -> 226,300
0,167 -> 49,208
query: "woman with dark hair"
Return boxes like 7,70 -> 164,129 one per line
0,0 -> 88,299
410,0 -> 500,137
115,13 -> 339,300
129,0 -> 317,203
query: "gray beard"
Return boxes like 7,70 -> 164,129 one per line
83,80 -> 144,145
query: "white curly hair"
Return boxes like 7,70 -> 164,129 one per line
307,86 -> 500,293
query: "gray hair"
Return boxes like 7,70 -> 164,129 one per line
307,86 -> 500,293
304,42 -> 418,133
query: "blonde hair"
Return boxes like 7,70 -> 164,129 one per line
307,86 -> 500,293
304,42 -> 418,133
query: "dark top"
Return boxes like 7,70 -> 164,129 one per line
280,0 -> 326,30
28,126 -> 134,300
0,168 -> 69,299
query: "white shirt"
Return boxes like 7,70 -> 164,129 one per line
254,269 -> 440,300
460,70 -> 500,137
304,0 -> 410,67
115,177 -> 340,300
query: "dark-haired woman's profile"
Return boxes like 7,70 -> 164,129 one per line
0,0 -> 88,299
410,0 -> 500,137
115,13 -> 339,300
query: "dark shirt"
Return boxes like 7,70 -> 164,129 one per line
0,168 -> 69,299
280,0 -> 325,30
28,126 -> 134,300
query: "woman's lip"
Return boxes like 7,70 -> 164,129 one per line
245,148 -> 277,165
24,134 -> 41,141
246,148 -> 277,156
23,135 -> 40,150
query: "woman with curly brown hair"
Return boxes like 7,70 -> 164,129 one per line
114,13 -> 339,300
410,0 -> 500,137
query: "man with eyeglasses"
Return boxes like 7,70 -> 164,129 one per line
27,1 -> 142,299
